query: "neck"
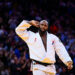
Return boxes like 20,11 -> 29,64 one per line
39,30 -> 47,36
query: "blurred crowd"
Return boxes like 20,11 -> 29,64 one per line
0,0 -> 75,75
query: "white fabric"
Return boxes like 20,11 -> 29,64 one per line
33,65 -> 55,75
32,61 -> 56,74
15,20 -> 72,74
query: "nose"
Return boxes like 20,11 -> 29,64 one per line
42,25 -> 45,28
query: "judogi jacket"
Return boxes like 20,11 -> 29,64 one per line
15,20 -> 72,66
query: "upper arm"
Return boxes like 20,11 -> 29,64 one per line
15,20 -> 31,41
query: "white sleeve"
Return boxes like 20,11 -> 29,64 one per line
15,20 -> 31,42
54,35 -> 72,66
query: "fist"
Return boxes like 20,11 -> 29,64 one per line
67,61 -> 73,70
29,20 -> 39,28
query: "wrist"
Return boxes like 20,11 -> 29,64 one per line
66,61 -> 73,66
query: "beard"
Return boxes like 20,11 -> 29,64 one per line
39,28 -> 47,35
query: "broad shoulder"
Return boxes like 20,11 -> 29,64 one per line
48,33 -> 58,38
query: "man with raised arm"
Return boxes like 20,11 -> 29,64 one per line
15,20 -> 73,75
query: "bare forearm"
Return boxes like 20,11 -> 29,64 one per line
28,20 -> 39,28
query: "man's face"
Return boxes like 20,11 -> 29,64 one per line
39,21 -> 48,32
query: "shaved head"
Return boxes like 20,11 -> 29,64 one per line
39,20 -> 48,32
40,20 -> 48,25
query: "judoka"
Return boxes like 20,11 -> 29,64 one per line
15,20 -> 73,75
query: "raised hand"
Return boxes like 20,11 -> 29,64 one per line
29,20 -> 40,28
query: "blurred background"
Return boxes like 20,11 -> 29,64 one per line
0,0 -> 75,75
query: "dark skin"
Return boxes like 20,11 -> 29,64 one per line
29,20 -> 73,70
39,32 -> 47,51
39,21 -> 48,51
29,20 -> 48,51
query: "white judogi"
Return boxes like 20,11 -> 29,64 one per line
15,20 -> 72,75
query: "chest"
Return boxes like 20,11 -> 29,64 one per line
28,32 -> 54,51
41,35 -> 47,51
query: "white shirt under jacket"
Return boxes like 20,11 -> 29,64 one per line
15,20 -> 72,66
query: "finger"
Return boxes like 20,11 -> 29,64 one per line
35,21 -> 39,23
36,24 -> 40,27
68,66 -> 73,70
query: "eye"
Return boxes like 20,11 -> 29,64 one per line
40,24 -> 44,26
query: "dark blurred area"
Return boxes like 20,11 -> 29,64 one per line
0,0 -> 75,75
